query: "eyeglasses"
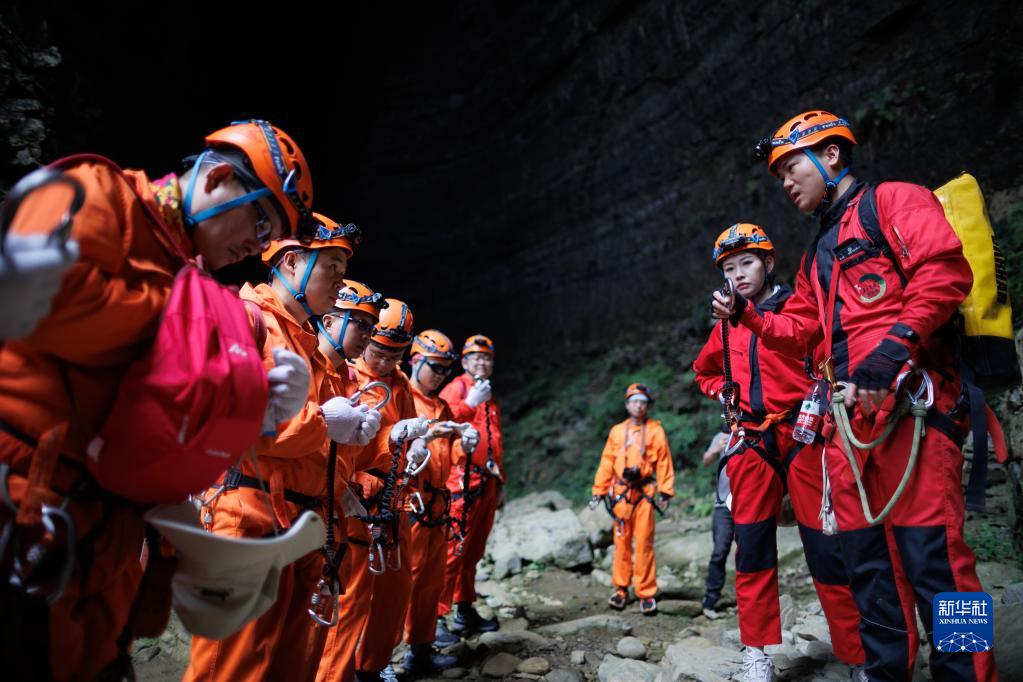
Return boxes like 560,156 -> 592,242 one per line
252,199 -> 274,248
347,316 -> 375,334
424,360 -> 454,375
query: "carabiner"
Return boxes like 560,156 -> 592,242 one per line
307,577 -> 340,627
484,459 -> 502,478
405,449 -> 431,477
895,368 -> 934,409
408,492 -> 426,516
723,430 -> 745,457
33,504 -> 76,605
367,541 -> 386,575
386,545 -> 402,572
350,381 -> 392,410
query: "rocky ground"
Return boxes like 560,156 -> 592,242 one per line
135,473 -> 1023,681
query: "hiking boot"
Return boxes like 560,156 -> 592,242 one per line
640,597 -> 657,615
702,607 -> 721,620
450,604 -> 499,634
607,588 -> 628,610
740,647 -> 775,682
403,643 -> 459,675
435,617 -> 460,647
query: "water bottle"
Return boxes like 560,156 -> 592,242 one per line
792,382 -> 824,444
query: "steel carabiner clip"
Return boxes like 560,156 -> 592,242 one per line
895,367 -> 935,409
350,381 -> 392,410
386,544 -> 402,572
367,538 -> 386,575
307,577 -> 340,627
405,448 -> 432,477
408,492 -> 426,516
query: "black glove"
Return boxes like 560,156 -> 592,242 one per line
728,287 -> 748,327
850,338 -> 910,391
657,493 -> 671,511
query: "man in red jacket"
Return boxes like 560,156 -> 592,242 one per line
695,224 -> 864,681
438,334 -> 503,637
712,111 -> 995,681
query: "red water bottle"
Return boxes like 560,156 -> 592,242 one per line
792,382 -> 824,444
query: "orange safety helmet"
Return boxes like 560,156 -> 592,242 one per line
411,329 -> 458,362
261,213 -> 359,264
206,119 -> 315,237
462,334 -> 495,357
712,223 -> 775,267
625,383 -> 652,402
334,279 -> 387,321
754,110 -> 857,171
371,298 -> 414,348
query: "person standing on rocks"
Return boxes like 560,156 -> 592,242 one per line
403,329 -> 480,675
589,383 -> 675,616
438,334 -> 505,636
711,110 -> 996,681
695,223 -> 865,682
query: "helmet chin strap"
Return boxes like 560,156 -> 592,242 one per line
182,151 -> 271,227
271,250 -> 319,318
803,149 -> 851,216
316,310 -> 351,359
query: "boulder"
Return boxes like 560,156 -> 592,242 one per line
442,668 -> 467,679
545,670 -> 584,682
995,601 -> 1023,681
518,657 -> 552,675
482,652 -> 522,678
1001,581 -> 1023,605
660,640 -> 744,682
478,630 -> 551,654
493,546 -> 523,579
537,615 -> 632,636
503,490 -> 572,517
476,579 -> 521,608
792,615 -> 832,644
570,650 -> 586,665
577,504 -> 614,548
657,600 -> 702,617
655,572 -> 703,600
590,568 -> 613,587
487,508 -> 592,568
616,636 -> 647,660
779,593 -> 797,630
596,654 -> 661,682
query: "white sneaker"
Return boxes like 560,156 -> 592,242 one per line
850,665 -> 869,682
740,647 -> 775,682
702,607 -> 721,620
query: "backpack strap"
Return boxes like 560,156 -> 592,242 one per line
856,184 -> 908,287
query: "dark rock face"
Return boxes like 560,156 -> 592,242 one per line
2,2 -> 1022,365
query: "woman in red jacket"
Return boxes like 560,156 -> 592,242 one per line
695,224 -> 864,682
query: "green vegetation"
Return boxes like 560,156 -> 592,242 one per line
965,520 -> 1023,564
503,343 -> 723,509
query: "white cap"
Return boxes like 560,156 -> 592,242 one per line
145,502 -> 325,639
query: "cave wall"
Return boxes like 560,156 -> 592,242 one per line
340,0 -> 1023,362
2,1 -> 1022,369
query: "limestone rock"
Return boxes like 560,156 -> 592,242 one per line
590,568 -> 613,587
482,652 -> 523,678
545,670 -> 584,682
577,504 -> 614,548
657,600 -> 702,617
655,572 -> 703,600
660,640 -> 744,681
995,601 -> 1023,681
478,630 -> 551,653
442,667 -> 467,679
779,593 -> 797,630
493,547 -> 523,579
518,657 -> 552,675
537,615 -> 632,636
488,508 -> 592,568
1001,581 -> 1023,605
792,615 -> 832,644
503,491 -> 572,517
596,654 -> 661,682
616,636 -> 647,660
570,650 -> 586,665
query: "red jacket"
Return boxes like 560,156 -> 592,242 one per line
739,180 -> 971,387
694,286 -> 810,427
440,373 -> 503,488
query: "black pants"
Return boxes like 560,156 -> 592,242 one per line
702,505 -> 735,609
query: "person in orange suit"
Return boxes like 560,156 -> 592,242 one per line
317,299 -> 431,682
438,334 -> 504,637
402,329 -> 479,675
590,383 -> 675,615
0,120 -> 317,681
185,218 -> 384,682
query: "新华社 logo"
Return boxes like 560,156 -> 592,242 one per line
933,591 -> 993,653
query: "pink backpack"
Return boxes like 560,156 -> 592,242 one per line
50,155 -> 270,504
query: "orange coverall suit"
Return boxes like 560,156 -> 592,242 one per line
591,418 -> 675,599
438,373 -> 504,615
0,162 -> 191,680
185,283 -> 337,682
405,384 -> 456,645
317,359 -> 417,681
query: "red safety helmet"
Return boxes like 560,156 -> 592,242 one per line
712,223 -> 775,267
372,299 -> 414,348
754,110 -> 857,171
206,120 -> 315,237
462,334 -> 495,357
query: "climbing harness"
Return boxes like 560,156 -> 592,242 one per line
827,367 -> 933,527
599,422 -> 666,537
452,381 -> 495,556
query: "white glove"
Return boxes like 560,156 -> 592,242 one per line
262,349 -> 311,430
465,379 -> 491,408
352,408 -> 382,445
0,234 -> 79,339
390,416 -> 431,444
461,426 -> 480,453
321,398 -> 371,444
407,438 -> 430,466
